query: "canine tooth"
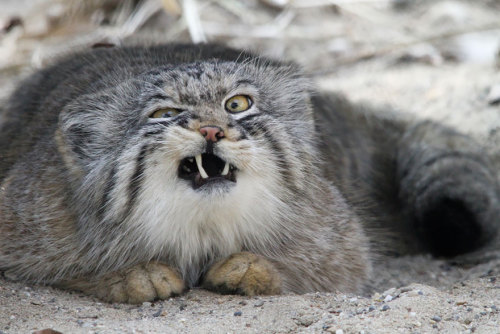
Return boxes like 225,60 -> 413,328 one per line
195,154 -> 209,179
188,158 -> 194,163
221,162 -> 230,176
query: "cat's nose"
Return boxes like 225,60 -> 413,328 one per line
199,126 -> 225,142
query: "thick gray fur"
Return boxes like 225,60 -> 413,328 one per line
0,44 -> 498,297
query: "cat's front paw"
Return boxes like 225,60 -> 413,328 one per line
63,262 -> 185,304
203,252 -> 281,296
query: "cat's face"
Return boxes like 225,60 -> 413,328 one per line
58,59 -> 317,271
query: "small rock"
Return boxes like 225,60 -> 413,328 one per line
432,315 -> 442,322
254,301 -> 265,307
142,302 -> 151,308
152,308 -> 163,317
384,295 -> 393,303
381,305 -> 390,311
234,311 -> 242,317
382,287 -> 397,297
239,301 -> 247,306
295,316 -> 314,327
368,306 -> 376,312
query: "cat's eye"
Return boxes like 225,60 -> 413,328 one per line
150,108 -> 182,118
225,95 -> 252,113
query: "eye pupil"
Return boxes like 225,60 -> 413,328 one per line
231,102 -> 239,109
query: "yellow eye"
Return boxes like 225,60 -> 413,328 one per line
150,108 -> 182,118
225,95 -> 252,113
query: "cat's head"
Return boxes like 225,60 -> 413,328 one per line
57,51 -> 320,260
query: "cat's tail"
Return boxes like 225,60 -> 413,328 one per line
397,121 -> 500,257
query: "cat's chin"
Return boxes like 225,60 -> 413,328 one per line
193,176 -> 236,193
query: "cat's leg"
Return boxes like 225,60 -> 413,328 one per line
59,262 -> 185,304
203,204 -> 371,296
397,121 -> 500,256
202,252 -> 282,295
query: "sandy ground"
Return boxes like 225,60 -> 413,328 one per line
0,0 -> 499,333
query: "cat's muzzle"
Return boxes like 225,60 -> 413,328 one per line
178,153 -> 237,190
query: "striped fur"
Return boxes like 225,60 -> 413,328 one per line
0,44 -> 498,300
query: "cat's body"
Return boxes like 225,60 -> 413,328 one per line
0,44 -> 498,303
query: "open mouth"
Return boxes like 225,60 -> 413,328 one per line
178,153 -> 237,189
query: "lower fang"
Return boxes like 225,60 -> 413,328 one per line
221,162 -> 230,176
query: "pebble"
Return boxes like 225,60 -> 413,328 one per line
295,315 -> 314,327
400,287 -> 413,293
234,311 -> 242,317
382,288 -> 397,297
431,315 -> 442,322
384,295 -> 393,303
254,301 -> 265,307
152,308 -> 163,317
142,302 -> 151,308
381,305 -> 390,311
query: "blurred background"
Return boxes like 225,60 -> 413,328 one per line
1,0 -> 499,167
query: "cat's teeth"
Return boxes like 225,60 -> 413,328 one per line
221,162 -> 230,176
195,154 -> 209,179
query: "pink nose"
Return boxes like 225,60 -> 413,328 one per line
199,126 -> 224,142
